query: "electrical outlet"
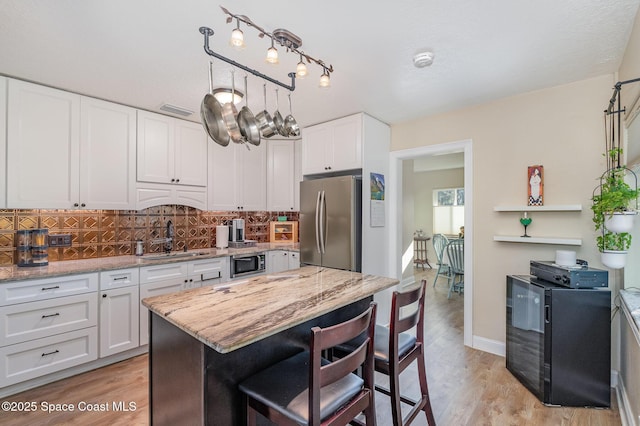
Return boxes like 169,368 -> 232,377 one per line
48,234 -> 72,247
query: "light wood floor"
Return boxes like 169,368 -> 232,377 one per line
2,268 -> 622,425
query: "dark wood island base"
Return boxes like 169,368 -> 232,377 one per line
143,266 -> 398,426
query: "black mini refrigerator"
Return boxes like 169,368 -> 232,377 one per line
506,275 -> 611,407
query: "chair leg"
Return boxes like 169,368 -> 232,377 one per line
389,363 -> 403,426
447,275 -> 457,299
417,351 -> 437,426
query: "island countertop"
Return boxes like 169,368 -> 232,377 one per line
142,266 -> 398,354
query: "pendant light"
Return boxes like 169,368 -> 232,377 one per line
319,68 -> 330,88
266,39 -> 279,64
296,54 -> 308,78
229,19 -> 245,50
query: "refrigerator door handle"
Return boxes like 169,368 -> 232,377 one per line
315,191 -> 321,253
319,190 -> 326,254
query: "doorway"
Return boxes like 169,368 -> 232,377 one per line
388,139 -> 473,347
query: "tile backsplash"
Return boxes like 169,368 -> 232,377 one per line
0,207 -> 299,266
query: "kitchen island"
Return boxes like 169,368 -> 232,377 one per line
142,266 -> 398,425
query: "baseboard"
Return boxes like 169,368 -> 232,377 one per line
472,335 -> 505,357
617,371 -> 636,426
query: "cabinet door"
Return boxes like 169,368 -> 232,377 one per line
7,79 -> 80,208
99,286 -> 139,357
137,110 -> 174,184
267,140 -> 295,211
0,77 -> 6,208
288,251 -> 300,270
240,142 -> 267,211
268,250 -> 289,273
175,120 -> 207,187
302,124 -> 331,175
80,97 -> 136,210
139,280 -> 184,346
331,115 -> 362,172
208,140 -> 239,210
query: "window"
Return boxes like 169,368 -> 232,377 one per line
433,188 -> 464,235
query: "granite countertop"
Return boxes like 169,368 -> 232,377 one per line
620,289 -> 640,335
142,266 -> 398,354
0,243 -> 299,283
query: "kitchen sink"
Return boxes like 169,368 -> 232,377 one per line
140,251 -> 208,261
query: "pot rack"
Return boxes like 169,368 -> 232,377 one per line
199,26 -> 297,92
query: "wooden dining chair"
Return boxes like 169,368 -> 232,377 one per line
333,280 -> 435,426
432,234 -> 451,288
239,303 -> 378,426
446,239 -> 464,298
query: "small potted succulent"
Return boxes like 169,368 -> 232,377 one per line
591,148 -> 639,268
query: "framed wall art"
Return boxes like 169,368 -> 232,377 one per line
528,165 -> 544,206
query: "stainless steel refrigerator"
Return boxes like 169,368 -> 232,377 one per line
300,175 -> 362,271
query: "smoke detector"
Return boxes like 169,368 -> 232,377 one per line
413,51 -> 434,68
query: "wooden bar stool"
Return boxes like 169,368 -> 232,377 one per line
239,303 -> 378,426
334,280 -> 435,425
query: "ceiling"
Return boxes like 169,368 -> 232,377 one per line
1,0 -> 639,130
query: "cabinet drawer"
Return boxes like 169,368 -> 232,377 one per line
140,262 -> 188,284
189,258 -> 229,283
0,293 -> 97,347
0,273 -> 99,306
100,267 -> 140,290
0,327 -> 98,387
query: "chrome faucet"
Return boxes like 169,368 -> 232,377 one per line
150,219 -> 174,253
165,220 -> 174,253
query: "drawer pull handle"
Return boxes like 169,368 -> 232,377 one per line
41,286 -> 60,291
41,313 -> 60,319
42,349 -> 60,357
113,276 -> 128,281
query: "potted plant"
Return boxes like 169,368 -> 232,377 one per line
591,148 -> 639,268
597,231 -> 631,269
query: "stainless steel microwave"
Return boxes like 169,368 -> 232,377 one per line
230,252 -> 266,278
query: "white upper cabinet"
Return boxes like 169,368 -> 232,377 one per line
209,140 -> 266,211
267,139 -> 296,211
294,139 -> 302,211
0,77 -> 6,208
137,110 -> 207,187
302,114 -> 362,175
6,79 -> 137,210
7,79 -> 81,209
80,97 -> 136,210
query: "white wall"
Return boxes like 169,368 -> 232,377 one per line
391,74 -> 614,347
413,168 -> 464,237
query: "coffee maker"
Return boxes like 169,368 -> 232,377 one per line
230,219 -> 245,242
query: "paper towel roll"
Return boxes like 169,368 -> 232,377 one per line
555,250 -> 576,266
216,225 -> 229,249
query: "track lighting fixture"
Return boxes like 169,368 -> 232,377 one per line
218,5 -> 333,90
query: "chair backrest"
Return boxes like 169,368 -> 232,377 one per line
309,302 -> 377,425
390,280 -> 426,355
432,234 -> 449,263
447,239 -> 464,274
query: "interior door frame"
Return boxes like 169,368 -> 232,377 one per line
388,139 -> 473,348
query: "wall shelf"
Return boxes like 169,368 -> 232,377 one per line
493,204 -> 582,212
493,236 -> 582,245
493,204 -> 583,246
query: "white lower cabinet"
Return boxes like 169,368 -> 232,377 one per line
139,280 -> 183,346
0,293 -> 97,347
139,262 -> 188,346
99,268 -> 140,358
0,327 -> 98,387
267,250 -> 300,273
0,273 -> 100,387
188,257 -> 229,288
